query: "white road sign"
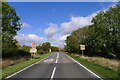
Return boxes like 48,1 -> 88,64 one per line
30,48 -> 37,53
80,44 -> 85,50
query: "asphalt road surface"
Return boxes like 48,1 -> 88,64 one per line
6,52 -> 102,80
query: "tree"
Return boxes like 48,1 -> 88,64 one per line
21,45 -> 31,52
51,46 -> 59,52
65,3 -> 120,59
89,4 -> 120,58
41,42 -> 51,52
36,45 -> 45,54
65,27 -> 89,54
2,2 -> 21,57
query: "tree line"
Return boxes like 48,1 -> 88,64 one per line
37,42 -> 59,55
65,3 -> 120,59
2,2 -> 59,58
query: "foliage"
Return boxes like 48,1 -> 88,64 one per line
2,2 -> 21,58
65,3 -> 120,59
19,45 -> 31,57
21,45 -> 31,52
36,42 -> 51,54
41,42 -> 51,52
51,46 -> 59,52
65,27 -> 89,54
88,4 -> 120,58
36,45 -> 45,54
36,42 -> 59,54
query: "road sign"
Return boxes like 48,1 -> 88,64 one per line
30,48 -> 37,53
80,44 -> 85,50
49,49 -> 51,52
30,43 -> 37,58
32,43 -> 36,48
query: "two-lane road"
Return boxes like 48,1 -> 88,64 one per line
6,52 -> 102,80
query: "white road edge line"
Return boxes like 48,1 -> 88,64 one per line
50,67 -> 56,80
6,53 -> 53,79
65,54 -> 103,80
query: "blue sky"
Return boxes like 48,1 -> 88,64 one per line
8,2 -> 115,47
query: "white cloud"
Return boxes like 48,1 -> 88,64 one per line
60,12 -> 98,35
60,34 -> 69,42
56,34 -> 69,47
44,23 -> 58,37
16,11 -> 99,48
15,4 -> 116,48
15,34 -> 44,46
43,12 -> 98,48
21,22 -> 31,28
44,33 -> 69,48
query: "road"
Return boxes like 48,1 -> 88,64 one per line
6,52 -> 102,80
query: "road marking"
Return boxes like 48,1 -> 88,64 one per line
56,52 -> 59,59
50,59 -> 53,61
65,54 -> 103,80
55,59 -> 58,63
6,53 -> 53,79
50,53 -> 59,80
44,59 -> 53,62
50,67 -> 56,80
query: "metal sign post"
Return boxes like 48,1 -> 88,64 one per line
80,44 -> 85,56
82,50 -> 84,56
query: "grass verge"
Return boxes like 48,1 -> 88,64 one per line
68,53 -> 119,80
2,53 -> 51,79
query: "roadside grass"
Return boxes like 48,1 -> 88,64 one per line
2,53 -> 51,79
2,57 -> 30,68
68,53 -> 119,80
80,55 -> 118,72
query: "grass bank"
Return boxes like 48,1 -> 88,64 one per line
3,57 -> 30,68
2,53 -> 51,79
68,53 -> 119,80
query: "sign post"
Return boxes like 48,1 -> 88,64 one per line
80,44 -> 85,56
30,43 -> 37,58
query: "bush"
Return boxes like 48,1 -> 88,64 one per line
2,49 -> 31,58
37,50 -> 46,55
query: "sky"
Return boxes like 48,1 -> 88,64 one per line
8,2 -> 116,48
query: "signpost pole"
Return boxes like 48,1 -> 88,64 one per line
34,52 -> 35,58
82,50 -> 84,56
80,44 -> 85,56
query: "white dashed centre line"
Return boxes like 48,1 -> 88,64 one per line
50,53 -> 59,80
55,59 -> 58,63
50,67 -> 56,80
57,53 -> 59,59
